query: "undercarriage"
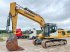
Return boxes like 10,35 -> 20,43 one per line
33,38 -> 67,48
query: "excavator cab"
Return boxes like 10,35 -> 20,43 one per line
43,23 -> 57,37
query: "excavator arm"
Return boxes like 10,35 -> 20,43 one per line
10,2 -> 45,35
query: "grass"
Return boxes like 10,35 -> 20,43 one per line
0,38 -> 4,41
0,33 -> 8,41
0,33 -> 8,37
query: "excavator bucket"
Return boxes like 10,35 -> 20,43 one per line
6,35 -> 24,51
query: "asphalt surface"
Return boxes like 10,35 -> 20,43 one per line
0,37 -> 70,52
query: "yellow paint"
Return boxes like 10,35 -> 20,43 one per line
10,2 -> 45,35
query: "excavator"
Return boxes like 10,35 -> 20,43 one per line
6,2 -> 67,51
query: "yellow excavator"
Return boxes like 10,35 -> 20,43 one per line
6,2 -> 67,51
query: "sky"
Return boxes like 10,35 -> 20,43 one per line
0,0 -> 70,31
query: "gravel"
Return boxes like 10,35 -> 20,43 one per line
0,37 -> 70,52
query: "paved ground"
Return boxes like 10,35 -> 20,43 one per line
0,37 -> 70,52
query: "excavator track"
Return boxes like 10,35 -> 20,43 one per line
41,39 -> 67,48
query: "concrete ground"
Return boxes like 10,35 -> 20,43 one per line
0,37 -> 70,52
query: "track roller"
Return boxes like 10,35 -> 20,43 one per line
58,39 -> 67,45
41,40 -> 51,48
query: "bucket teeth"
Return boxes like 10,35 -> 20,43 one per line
6,36 -> 24,51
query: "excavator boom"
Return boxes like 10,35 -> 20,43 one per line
10,2 -> 45,35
